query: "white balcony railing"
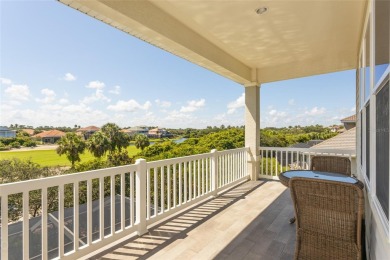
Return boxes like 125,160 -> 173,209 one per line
259,147 -> 356,179
0,147 -> 249,260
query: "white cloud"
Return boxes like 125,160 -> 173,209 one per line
288,99 -> 295,105
155,99 -> 172,108
227,93 -> 245,114
62,103 -> 91,113
351,106 -> 356,112
109,85 -> 121,95
36,88 -> 56,104
0,77 -> 12,85
107,100 -> 152,112
165,110 -> 194,121
305,107 -> 326,116
81,89 -> 111,104
41,88 -> 55,97
59,98 -> 69,105
269,109 -> 287,117
63,73 -> 76,81
5,84 -> 30,100
86,80 -> 105,89
180,98 -> 205,113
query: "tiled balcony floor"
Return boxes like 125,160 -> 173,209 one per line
93,180 -> 296,260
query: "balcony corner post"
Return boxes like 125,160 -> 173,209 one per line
244,83 -> 260,181
210,149 -> 218,195
135,158 -> 148,235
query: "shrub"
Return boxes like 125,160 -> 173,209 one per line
10,141 -> 21,148
24,140 -> 37,147
73,159 -> 109,172
0,142 -> 10,151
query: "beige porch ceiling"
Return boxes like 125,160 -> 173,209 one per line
59,0 -> 366,84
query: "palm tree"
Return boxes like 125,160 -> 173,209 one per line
101,123 -> 130,152
56,132 -> 86,168
87,131 -> 110,158
134,134 -> 150,151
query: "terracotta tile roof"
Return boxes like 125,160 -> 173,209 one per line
312,127 -> 356,150
340,114 -> 356,122
77,126 -> 100,132
33,130 -> 66,138
22,129 -> 34,135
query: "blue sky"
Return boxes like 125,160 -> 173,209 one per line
0,1 -> 356,129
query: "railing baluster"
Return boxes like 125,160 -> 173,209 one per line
154,167 -> 158,217
173,163 -> 177,207
23,191 -> 29,260
201,159 -> 205,195
59,184 -> 65,257
189,161 -> 192,200
146,169 -> 151,219
205,158 -> 209,192
121,173 -> 125,231
130,172 -> 134,226
98,178 -> 103,240
198,160 -> 201,197
110,175 -> 115,235
168,165 -> 171,210
184,162 -> 188,202
179,163 -> 182,205
161,167 -> 165,213
193,160 -> 196,198
41,188 -> 48,260
74,181 -> 80,250
260,150 -> 263,176
1,195 -> 8,260
87,180 -> 92,245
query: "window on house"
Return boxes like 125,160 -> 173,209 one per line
376,82 -> 389,219
375,0 -> 390,85
366,103 -> 370,180
365,20 -> 371,101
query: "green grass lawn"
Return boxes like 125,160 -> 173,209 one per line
0,146 -> 141,167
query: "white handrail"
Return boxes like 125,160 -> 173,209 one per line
0,147 -> 250,260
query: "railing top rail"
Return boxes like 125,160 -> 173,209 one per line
217,147 -> 249,155
146,147 -> 249,168
259,146 -> 356,155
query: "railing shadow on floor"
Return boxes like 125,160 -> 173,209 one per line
214,189 -> 296,260
90,180 -> 268,259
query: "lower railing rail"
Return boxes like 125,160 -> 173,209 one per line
0,147 -> 249,260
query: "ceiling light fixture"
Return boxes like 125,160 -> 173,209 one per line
255,7 -> 268,15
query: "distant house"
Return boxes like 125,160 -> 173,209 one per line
341,114 -> 356,130
0,126 -> 16,138
76,126 -> 100,139
148,127 -> 173,138
21,129 -> 35,136
121,126 -> 149,137
33,130 -> 66,144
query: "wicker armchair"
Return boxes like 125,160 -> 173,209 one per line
289,177 -> 364,260
310,156 -> 351,176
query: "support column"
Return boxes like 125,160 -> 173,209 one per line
245,83 -> 260,181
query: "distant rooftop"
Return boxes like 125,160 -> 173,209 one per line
77,126 -> 100,132
33,130 -> 66,138
341,114 -> 356,122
